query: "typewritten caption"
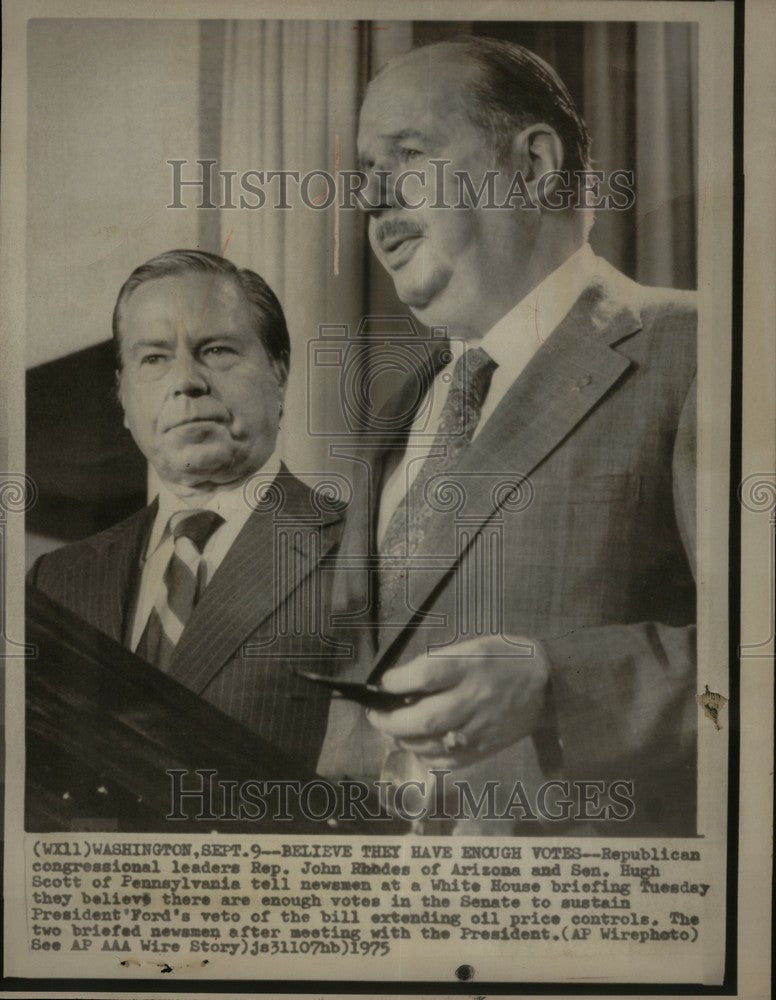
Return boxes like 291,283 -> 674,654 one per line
26,836 -> 712,973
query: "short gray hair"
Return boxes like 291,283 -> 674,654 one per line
382,37 -> 592,178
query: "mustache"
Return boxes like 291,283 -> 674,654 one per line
375,218 -> 425,249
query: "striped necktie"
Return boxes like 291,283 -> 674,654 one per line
377,346 -> 496,635
136,509 -> 224,671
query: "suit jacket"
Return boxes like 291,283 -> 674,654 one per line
28,467 -> 346,770
323,258 -> 697,835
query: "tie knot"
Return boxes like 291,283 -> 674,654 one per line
446,347 -> 496,439
170,510 -> 224,553
451,347 -> 496,401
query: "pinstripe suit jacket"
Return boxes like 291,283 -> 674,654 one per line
28,467 -> 345,770
324,258 -> 698,835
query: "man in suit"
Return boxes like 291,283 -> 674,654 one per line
321,38 -> 697,834
28,249 -> 343,770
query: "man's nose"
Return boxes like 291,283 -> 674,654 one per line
364,166 -> 396,215
170,354 -> 209,396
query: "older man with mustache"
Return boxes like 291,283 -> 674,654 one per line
321,37 -> 697,836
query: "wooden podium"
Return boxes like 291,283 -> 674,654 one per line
25,585 -> 405,834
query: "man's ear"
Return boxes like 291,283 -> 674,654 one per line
510,123 -> 565,196
273,363 -> 288,420
115,369 -> 129,428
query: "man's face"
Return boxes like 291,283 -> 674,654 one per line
117,272 -> 284,493
357,51 -> 530,337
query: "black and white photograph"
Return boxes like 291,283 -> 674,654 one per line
0,0 -> 771,995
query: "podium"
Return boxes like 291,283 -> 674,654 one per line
25,585 -> 404,834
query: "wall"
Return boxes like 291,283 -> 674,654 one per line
27,19 -> 202,368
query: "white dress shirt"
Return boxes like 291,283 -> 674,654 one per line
128,453 -> 281,650
377,244 -> 600,542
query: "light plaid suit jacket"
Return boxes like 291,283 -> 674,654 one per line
324,258 -> 697,835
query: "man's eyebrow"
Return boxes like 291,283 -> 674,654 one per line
357,128 -> 431,164
129,332 -> 243,352
128,338 -> 172,353
387,128 -> 427,143
194,332 -> 243,345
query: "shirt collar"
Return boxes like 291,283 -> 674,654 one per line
477,242 -> 598,372
145,451 -> 281,558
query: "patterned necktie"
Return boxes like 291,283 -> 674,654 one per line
136,509 -> 224,672
377,346 -> 497,634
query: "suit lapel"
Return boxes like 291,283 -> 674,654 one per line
374,271 -> 642,667
64,503 -> 156,642
168,471 -> 342,694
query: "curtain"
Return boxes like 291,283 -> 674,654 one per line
218,21 -> 410,478
219,21 -> 362,477
632,22 -> 698,289
584,22 -> 698,289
